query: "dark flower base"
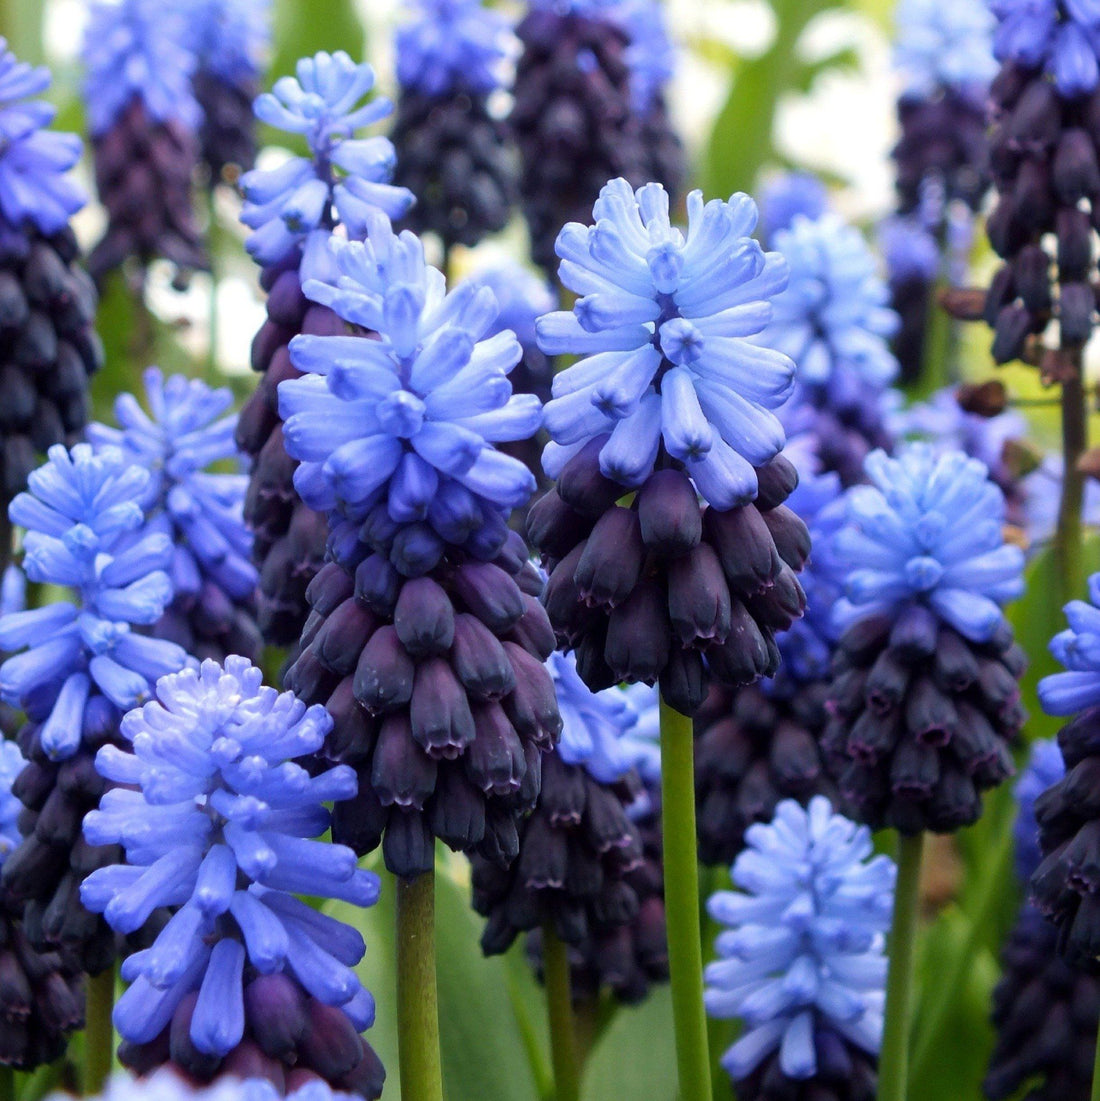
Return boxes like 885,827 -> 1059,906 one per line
152,586 -> 263,666
194,69 -> 258,187
284,533 -> 561,880
393,89 -> 518,253
0,223 -> 102,500
87,97 -> 208,286
236,263 -> 344,648
529,445 -> 809,713
890,272 -> 932,386
821,608 -> 1025,834
118,970 -> 385,1099
734,1029 -> 876,1101
694,681 -> 835,866
984,903 -> 1099,1100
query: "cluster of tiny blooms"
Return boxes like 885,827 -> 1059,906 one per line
184,0 -> 271,85
704,796 -> 895,1081
758,172 -> 829,244
0,444 -> 187,760
1037,573 -> 1100,715
0,40 -> 84,234
991,0 -> 1100,97
81,657 -> 380,1056
240,52 -> 414,273
281,217 -> 540,574
893,0 -> 997,99
537,177 -> 794,509
51,1074 -> 354,1101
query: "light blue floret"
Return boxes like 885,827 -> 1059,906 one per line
184,0 -> 270,85
991,0 -> 1100,97
81,656 -> 381,1057
54,1065 -> 359,1101
894,0 -> 997,99
1038,572 -> 1100,715
538,178 -> 794,510
759,173 -> 830,244
0,444 -> 189,761
470,263 -> 557,351
830,443 -> 1025,642
1013,738 -> 1065,881
704,796 -> 895,1081
0,739 -> 26,866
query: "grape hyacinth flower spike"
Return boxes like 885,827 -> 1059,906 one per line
80,657 -> 386,1097
0,444 -> 189,974
88,368 -> 263,664
235,51 -> 414,649
391,0 -> 520,254
185,0 -> 272,185
0,39 -> 103,502
82,0 -> 208,285
704,796 -> 894,1101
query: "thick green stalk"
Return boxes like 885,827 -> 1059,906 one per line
544,926 -> 581,1101
912,275 -> 955,401
659,696 -> 712,1101
1092,1015 -> 1100,1101
1056,363 -> 1088,606
877,833 -> 925,1101
396,869 -> 444,1101
83,967 -> 115,1095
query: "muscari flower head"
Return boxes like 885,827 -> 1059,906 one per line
239,51 -> 414,273
58,1070 -> 358,1101
704,796 -> 895,1082
537,178 -> 795,510
894,0 -> 997,100
0,738 -> 26,864
185,0 -> 271,85
83,0 -> 201,137
0,40 -> 84,236
0,444 -> 188,761
758,173 -> 829,245
87,368 -> 257,607
1014,738 -> 1065,881
81,656 -> 380,1057
991,0 -> 1100,98
1037,572 -> 1100,715
759,213 -> 900,414
280,217 -> 541,576
831,443 -> 1025,642
396,0 -> 512,98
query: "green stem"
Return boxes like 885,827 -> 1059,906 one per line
1092,1011 -> 1100,1101
877,834 -> 925,1101
660,696 -> 712,1101
544,926 -> 581,1101
0,1066 -> 13,1101
396,869 -> 444,1101
83,967 -> 115,1095
913,275 -> 955,400
1056,361 -> 1088,605
206,189 -> 220,386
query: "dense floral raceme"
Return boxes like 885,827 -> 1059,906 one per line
473,655 -> 668,1005
894,0 -> 997,101
81,657 -> 385,1095
88,369 -> 262,664
992,0 -> 1100,98
185,0 -> 271,185
820,444 -> 1027,834
82,0 -> 208,283
704,797 -> 893,1097
235,52 -> 414,650
758,173 -> 830,244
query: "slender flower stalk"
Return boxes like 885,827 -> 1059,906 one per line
544,926 -> 581,1101
396,870 -> 443,1101
82,968 -> 115,1096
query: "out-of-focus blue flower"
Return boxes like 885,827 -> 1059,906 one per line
538,178 -> 794,509
0,739 -> 26,865
280,219 -> 539,575
1037,573 -> 1100,715
758,213 -> 899,414
704,796 -> 895,1081
83,0 -> 201,136
0,40 -> 84,234
1014,739 -> 1065,881
621,0 -> 676,113
396,0 -> 512,97
619,682 -> 661,787
239,51 -> 414,272
184,0 -> 270,85
894,0 -> 997,99
54,1070 -> 358,1101
759,173 -> 829,244
880,215 -> 939,284
991,0 -> 1100,98
1023,455 -> 1100,552
81,656 -> 380,1057
831,443 -> 1025,642
87,368 -> 257,607
471,263 -> 556,351
0,444 -> 188,761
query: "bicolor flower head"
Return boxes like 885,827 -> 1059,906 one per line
759,213 -> 899,413
240,52 -> 414,272
831,444 -> 1025,642
758,173 -> 829,244
59,1071 -> 359,1101
1014,738 -> 1065,882
991,0 -> 1100,98
0,444 -> 188,761
87,368 -> 257,605
184,0 -> 271,85
537,178 -> 794,510
0,739 -> 26,865
704,796 -> 894,1082
0,40 -> 84,235
1038,573 -> 1100,715
396,0 -> 513,97
83,0 -> 201,136
280,220 -> 540,576
894,0 -> 997,100
81,656 -> 380,1057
